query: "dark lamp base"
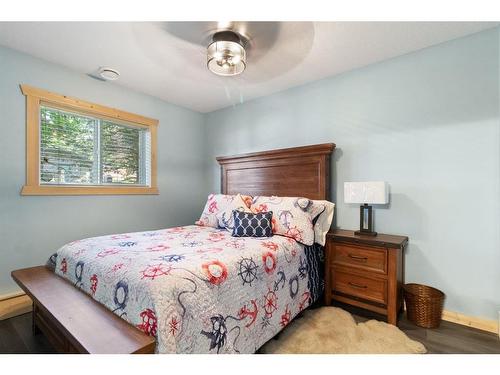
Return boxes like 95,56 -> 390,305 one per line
358,204 -> 377,236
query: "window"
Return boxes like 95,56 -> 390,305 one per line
40,107 -> 151,186
21,85 -> 158,195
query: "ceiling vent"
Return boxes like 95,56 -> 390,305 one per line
97,67 -> 120,81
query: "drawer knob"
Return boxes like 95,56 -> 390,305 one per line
348,254 -> 368,262
348,282 -> 368,289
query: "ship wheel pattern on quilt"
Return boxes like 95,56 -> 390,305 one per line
238,257 -> 258,286
140,263 -> 172,280
159,254 -> 185,263
263,289 -> 278,318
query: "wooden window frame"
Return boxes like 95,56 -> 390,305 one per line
20,85 -> 159,196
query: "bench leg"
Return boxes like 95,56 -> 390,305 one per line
32,303 -> 41,336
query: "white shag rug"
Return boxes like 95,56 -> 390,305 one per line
260,307 -> 426,354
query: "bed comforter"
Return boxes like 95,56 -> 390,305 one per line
48,225 -> 323,353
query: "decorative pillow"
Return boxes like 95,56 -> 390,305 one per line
196,194 -> 252,229
231,210 -> 273,238
311,200 -> 335,246
250,196 -> 325,246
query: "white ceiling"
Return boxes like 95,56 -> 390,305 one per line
0,22 -> 497,113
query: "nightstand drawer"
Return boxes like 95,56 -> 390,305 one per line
332,270 -> 387,305
332,244 -> 387,274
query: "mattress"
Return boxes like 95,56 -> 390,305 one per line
48,225 -> 324,353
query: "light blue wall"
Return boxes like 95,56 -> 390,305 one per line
205,28 -> 500,320
0,46 -> 206,296
2,28 -> 499,322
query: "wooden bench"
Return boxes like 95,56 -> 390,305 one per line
11,266 -> 155,354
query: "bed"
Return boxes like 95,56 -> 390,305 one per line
12,142 -> 335,353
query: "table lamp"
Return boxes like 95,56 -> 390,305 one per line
344,181 -> 389,236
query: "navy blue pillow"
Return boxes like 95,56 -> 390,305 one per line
231,210 -> 273,238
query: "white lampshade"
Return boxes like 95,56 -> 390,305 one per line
344,181 -> 389,204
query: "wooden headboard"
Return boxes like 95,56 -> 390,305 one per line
216,143 -> 335,201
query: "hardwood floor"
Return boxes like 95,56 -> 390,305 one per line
337,302 -> 500,354
1,309 -> 499,354
0,313 -> 55,354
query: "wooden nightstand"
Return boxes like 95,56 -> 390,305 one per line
324,229 -> 408,325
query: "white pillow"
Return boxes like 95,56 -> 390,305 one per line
196,194 -> 252,228
251,196 -> 325,246
312,200 -> 335,246
216,194 -> 253,231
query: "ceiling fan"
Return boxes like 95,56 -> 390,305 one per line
160,21 -> 315,79
206,30 -> 247,76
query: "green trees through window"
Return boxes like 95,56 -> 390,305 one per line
40,107 -> 149,186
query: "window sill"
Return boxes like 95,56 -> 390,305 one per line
21,185 -> 159,196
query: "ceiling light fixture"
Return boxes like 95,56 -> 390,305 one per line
207,31 -> 246,77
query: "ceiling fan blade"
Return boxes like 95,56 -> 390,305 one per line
159,22 -> 282,57
134,22 -> 315,85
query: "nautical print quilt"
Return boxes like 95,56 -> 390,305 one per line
48,225 -> 323,353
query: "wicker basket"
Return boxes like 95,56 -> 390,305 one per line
403,283 -> 444,328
